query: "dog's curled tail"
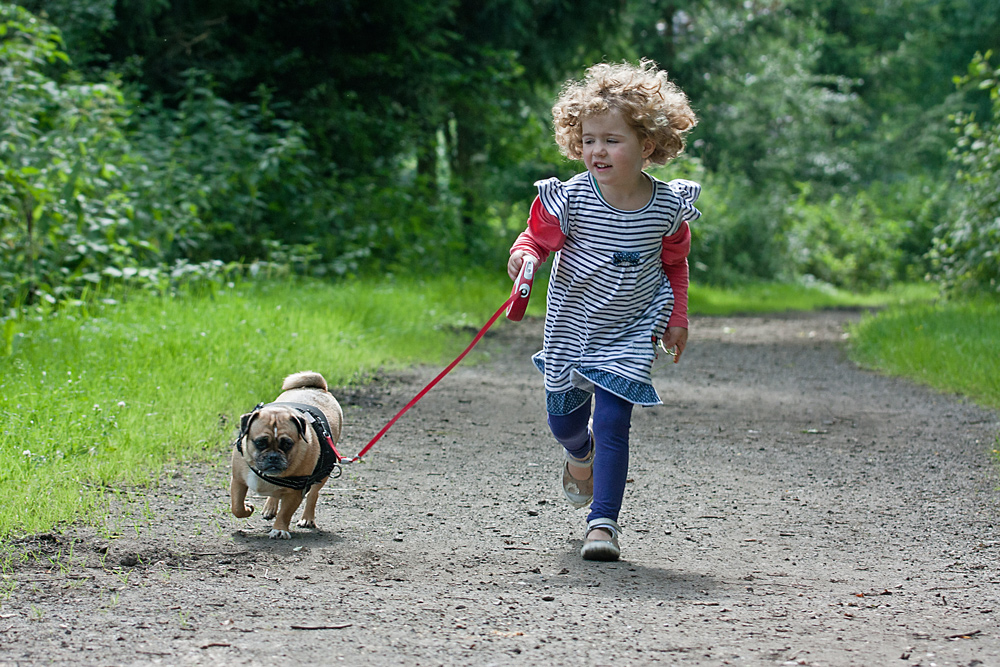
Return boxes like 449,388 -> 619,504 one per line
282,371 -> 329,392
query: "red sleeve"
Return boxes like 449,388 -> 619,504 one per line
510,196 -> 567,263
661,222 -> 691,329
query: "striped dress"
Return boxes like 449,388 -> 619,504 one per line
531,172 -> 701,415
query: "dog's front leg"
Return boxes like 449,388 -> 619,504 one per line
230,476 -> 254,519
269,492 -> 303,539
261,496 -> 279,520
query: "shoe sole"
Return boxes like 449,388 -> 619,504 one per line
580,540 -> 620,561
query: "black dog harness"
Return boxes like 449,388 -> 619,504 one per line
235,401 -> 342,494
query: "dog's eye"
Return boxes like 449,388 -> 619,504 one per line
278,437 -> 295,452
253,437 -> 270,450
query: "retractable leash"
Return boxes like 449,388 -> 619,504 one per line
505,256 -> 535,322
334,259 -> 536,465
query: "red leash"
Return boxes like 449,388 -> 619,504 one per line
336,292 -> 519,464
333,262 -> 536,464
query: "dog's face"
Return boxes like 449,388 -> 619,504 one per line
239,406 -> 310,475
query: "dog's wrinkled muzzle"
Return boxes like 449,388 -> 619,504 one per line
255,453 -> 288,473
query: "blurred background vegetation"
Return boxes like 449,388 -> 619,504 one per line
2,0 -> 999,314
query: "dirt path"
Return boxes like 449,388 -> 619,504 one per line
2,311 -> 998,667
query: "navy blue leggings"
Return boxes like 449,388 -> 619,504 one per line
547,386 -> 634,523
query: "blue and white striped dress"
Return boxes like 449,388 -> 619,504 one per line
532,172 -> 701,415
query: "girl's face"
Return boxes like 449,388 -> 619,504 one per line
581,110 -> 655,192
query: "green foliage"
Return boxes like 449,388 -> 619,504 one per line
129,73 -> 316,263
0,4 -> 143,309
696,8 -> 866,188
15,0 -> 115,72
932,52 -> 1000,294
785,179 -> 943,290
0,6 -> 333,311
5,0 -> 1000,305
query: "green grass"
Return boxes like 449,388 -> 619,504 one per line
689,281 -> 937,315
0,274 -> 515,538
848,297 -> 1000,411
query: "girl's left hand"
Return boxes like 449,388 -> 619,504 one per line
660,327 -> 688,363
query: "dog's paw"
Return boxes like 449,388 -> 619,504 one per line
261,509 -> 277,521
296,519 -> 317,529
243,504 -> 255,516
268,529 -> 292,540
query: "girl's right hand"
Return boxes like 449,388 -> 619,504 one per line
508,250 -> 538,281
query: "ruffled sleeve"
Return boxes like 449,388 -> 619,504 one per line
666,179 -> 701,233
534,177 -> 571,236
510,196 -> 566,264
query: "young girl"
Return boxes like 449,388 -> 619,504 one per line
507,60 -> 700,561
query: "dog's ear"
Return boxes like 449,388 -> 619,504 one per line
292,414 -> 309,439
240,411 -> 259,434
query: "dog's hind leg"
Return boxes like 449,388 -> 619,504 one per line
261,496 -> 279,520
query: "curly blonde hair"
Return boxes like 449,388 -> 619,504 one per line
552,59 -> 697,166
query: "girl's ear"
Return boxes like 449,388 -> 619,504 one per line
642,137 -> 656,159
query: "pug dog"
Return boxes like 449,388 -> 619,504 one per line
230,371 -> 344,539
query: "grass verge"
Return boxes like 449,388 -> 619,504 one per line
848,297 -> 1000,412
689,281 -> 936,315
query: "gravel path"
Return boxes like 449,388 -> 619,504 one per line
2,311 -> 998,667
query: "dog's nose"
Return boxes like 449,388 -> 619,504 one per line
258,452 -> 287,472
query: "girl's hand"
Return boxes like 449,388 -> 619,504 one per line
508,250 -> 538,281
660,326 -> 688,363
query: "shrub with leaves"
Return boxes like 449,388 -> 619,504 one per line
0,3 -> 145,309
785,179 -> 942,291
933,52 -> 1000,294
129,73 -> 317,265
0,5 -> 324,313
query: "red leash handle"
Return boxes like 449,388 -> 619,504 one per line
505,257 -> 535,322
343,294 -> 517,463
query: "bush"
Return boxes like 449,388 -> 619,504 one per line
785,179 -> 941,291
1,4 -> 141,310
0,5 -> 327,312
932,52 -> 1000,294
129,73 -> 320,264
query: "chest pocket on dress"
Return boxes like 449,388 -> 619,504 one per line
612,251 -> 642,267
